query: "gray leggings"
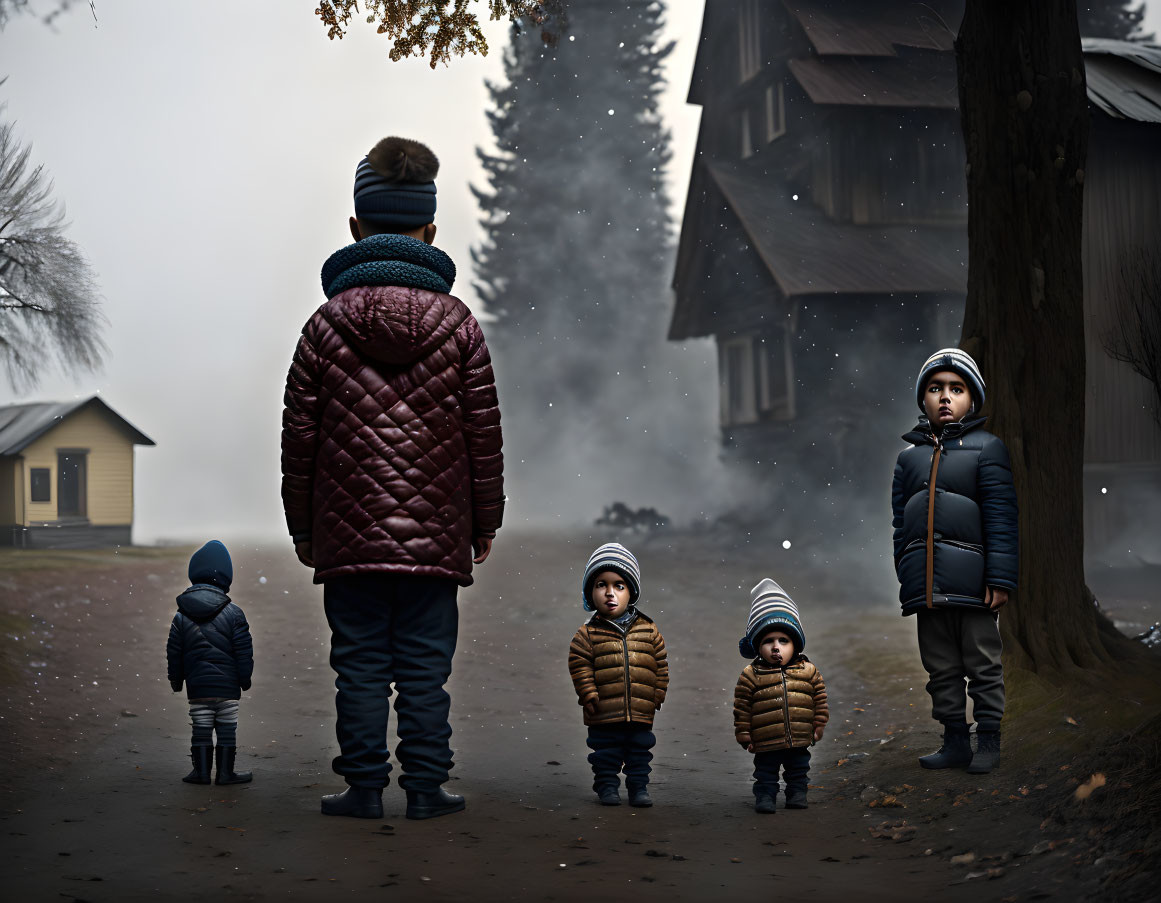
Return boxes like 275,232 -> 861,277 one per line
916,608 -> 1004,731
189,699 -> 240,748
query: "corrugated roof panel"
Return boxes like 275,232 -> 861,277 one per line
788,53 -> 957,108
783,0 -> 957,57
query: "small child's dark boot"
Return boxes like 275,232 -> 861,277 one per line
918,722 -> 972,769
182,746 -> 213,784
596,784 -> 621,806
754,792 -> 776,814
967,730 -> 1001,774
784,787 -> 808,809
628,784 -> 653,808
214,746 -> 252,785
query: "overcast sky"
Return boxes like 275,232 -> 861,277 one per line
0,1 -> 707,543
2,2 -> 1158,544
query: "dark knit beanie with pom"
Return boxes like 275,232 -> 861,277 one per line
354,136 -> 439,229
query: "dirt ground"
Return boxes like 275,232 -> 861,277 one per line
1,530 -> 1157,902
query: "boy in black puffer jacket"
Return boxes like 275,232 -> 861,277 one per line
892,349 -> 1017,775
167,540 -> 254,785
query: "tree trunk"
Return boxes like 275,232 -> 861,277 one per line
955,2 -> 1137,675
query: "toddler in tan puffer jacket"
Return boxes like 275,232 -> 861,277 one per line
733,579 -> 828,814
568,543 -> 668,808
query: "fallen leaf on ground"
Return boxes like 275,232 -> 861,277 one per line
730,857 -> 742,863
869,821 -> 916,842
1074,773 -> 1107,801
950,852 -> 976,865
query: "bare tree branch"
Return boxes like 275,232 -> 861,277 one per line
1103,245 -> 1161,425
0,110 -> 106,391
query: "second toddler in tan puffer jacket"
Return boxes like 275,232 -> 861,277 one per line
733,579 -> 828,814
568,543 -> 668,808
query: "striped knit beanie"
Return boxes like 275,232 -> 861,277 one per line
354,158 -> 437,229
581,543 -> 641,611
740,578 -> 805,658
915,348 -> 986,413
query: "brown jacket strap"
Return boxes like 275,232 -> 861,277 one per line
925,438 -> 942,608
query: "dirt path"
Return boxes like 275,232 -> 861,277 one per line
0,532 -> 1129,901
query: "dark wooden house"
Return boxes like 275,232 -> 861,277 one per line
672,0 -> 1161,553
1077,39 -> 1161,557
671,0 -> 969,490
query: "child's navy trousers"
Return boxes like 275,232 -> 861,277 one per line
322,574 -> 459,791
586,722 -> 656,793
753,747 -> 810,798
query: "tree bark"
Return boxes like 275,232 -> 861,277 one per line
955,1 -> 1139,675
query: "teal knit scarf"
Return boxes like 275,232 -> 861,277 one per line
321,234 -> 456,300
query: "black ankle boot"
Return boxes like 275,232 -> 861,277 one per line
321,785 -> 384,818
784,788 -> 808,809
918,723 -> 973,769
967,730 -> 1001,774
405,786 -> 465,820
628,787 -> 653,808
182,746 -> 213,784
596,787 -> 621,806
214,746 -> 252,785
754,792 -> 776,814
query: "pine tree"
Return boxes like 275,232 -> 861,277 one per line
473,1 -> 718,518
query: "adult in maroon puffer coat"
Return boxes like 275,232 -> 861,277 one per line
281,137 -> 504,822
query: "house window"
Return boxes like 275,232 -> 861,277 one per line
740,108 -> 753,159
766,83 -> 785,141
720,329 -> 796,426
719,329 -> 794,424
737,0 -> 761,84
30,468 -> 51,502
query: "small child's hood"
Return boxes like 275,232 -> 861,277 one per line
322,286 -> 469,368
176,584 -> 232,623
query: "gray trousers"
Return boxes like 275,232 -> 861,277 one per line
916,608 -> 1004,731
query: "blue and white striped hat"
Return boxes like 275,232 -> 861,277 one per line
582,543 -> 641,611
915,347 -> 986,412
740,578 -> 805,658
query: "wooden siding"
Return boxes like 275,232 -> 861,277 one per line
0,457 -> 18,524
1081,118 -> 1161,465
19,405 -> 136,526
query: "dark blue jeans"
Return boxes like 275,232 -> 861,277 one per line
323,574 -> 458,791
753,747 -> 811,798
586,723 -> 656,793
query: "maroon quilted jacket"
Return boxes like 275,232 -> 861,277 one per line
281,285 -> 504,585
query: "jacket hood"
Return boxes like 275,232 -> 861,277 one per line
321,287 -> 468,367
902,413 -> 988,445
176,584 -> 232,622
188,539 -> 232,590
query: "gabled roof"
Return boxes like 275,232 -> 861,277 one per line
788,50 -> 958,108
705,161 -> 967,298
0,397 -> 155,455
783,0 -> 957,57
1082,39 -> 1161,123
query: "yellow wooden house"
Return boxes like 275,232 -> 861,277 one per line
0,397 -> 154,548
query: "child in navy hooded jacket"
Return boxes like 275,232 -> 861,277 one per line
167,540 -> 254,785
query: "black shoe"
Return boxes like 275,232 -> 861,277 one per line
321,785 -> 384,819
754,793 -> 776,814
182,746 -> 213,784
405,786 -> 465,820
214,746 -> 252,785
918,723 -> 972,769
784,789 -> 808,809
597,787 -> 621,806
628,788 -> 653,808
967,730 -> 1001,774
